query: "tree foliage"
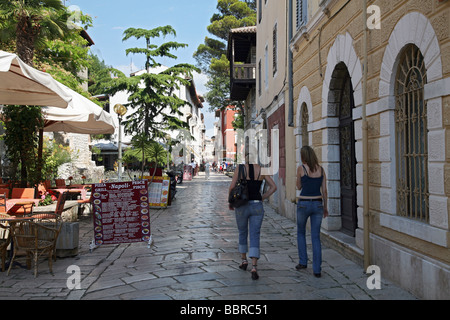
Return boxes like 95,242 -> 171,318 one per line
106,26 -> 200,142
123,133 -> 168,178
0,1 -> 92,186
88,53 -> 125,97
0,1 -> 93,90
2,106 -> 43,185
0,0 -> 68,66
193,0 -> 256,113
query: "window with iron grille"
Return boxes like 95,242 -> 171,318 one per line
296,0 -> 307,30
395,44 -> 429,223
273,23 -> 277,76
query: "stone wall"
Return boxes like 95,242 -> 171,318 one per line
288,0 -> 450,299
52,132 -> 105,183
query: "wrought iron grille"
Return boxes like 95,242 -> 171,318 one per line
301,103 -> 308,147
395,44 -> 429,222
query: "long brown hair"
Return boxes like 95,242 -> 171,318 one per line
300,145 -> 320,173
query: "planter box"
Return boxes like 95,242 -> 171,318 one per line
56,222 -> 79,257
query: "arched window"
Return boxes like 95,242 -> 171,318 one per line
395,44 -> 428,222
301,103 -> 308,147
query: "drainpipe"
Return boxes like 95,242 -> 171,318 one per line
362,0 -> 370,270
287,0 -> 294,127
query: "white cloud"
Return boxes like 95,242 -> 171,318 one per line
193,71 -> 209,96
115,62 -> 140,76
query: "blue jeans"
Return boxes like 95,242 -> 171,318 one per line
235,201 -> 264,259
297,200 -> 324,274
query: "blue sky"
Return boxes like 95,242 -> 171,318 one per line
65,0 -> 218,136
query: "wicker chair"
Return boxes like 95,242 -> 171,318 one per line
0,222 -> 11,272
7,215 -> 62,277
28,192 -> 67,262
7,192 -> 66,277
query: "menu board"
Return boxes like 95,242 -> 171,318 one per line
91,180 -> 151,246
143,176 -> 170,208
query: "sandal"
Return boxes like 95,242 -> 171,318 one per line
239,259 -> 248,271
251,265 -> 259,280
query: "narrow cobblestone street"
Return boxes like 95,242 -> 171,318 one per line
0,172 -> 417,301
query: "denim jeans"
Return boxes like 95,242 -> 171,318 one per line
235,201 -> 264,259
296,200 -> 324,274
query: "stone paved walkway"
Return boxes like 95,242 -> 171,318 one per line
0,172 -> 417,301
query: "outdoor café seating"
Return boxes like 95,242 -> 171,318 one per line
55,179 -> 66,188
4,192 -> 66,277
0,222 -> 10,272
7,188 -> 37,216
0,191 -> 7,214
28,191 -> 67,262
7,216 -> 61,277
0,188 -> 10,200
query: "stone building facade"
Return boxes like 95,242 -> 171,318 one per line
284,0 -> 449,299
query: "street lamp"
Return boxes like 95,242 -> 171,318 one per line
114,103 -> 127,181
165,134 -> 171,171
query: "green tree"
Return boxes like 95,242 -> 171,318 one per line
0,0 -> 68,66
123,133 -> 168,179
107,25 -> 200,148
193,0 -> 256,115
88,53 -> 124,97
2,106 -> 43,185
41,137 -> 72,181
0,1 -> 92,186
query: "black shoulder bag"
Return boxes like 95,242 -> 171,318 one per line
228,164 -> 249,208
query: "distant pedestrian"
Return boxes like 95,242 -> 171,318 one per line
205,162 -> 210,179
228,159 -> 277,280
296,145 -> 328,277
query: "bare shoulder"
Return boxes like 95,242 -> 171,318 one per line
253,164 -> 264,180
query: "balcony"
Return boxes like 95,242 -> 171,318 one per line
232,64 -> 256,80
228,26 -> 256,101
230,63 -> 256,100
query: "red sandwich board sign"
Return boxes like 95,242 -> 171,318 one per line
90,180 -> 152,247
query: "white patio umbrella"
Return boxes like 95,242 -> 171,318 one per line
0,50 -> 71,108
42,85 -> 115,134
35,86 -> 115,176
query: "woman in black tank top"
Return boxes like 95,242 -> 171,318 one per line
228,163 -> 277,280
295,146 -> 328,277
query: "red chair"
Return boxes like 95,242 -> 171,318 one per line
0,190 -> 7,214
55,179 -> 66,188
8,188 -> 36,216
0,188 -> 10,199
11,188 -> 34,199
